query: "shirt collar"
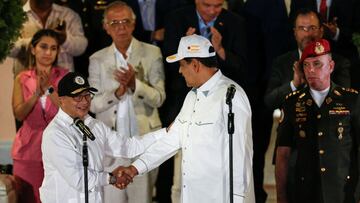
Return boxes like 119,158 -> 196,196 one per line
192,70 -> 222,97
196,11 -> 217,27
113,38 -> 134,61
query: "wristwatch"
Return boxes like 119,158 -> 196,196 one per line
109,173 -> 117,185
45,86 -> 54,96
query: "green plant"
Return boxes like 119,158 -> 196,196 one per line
353,32 -> 360,48
0,0 -> 26,63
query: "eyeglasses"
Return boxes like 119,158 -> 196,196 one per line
295,25 -> 320,32
107,19 -> 133,28
72,93 -> 94,102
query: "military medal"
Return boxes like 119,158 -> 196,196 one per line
306,99 -> 312,106
299,130 -> 306,138
338,127 -> 344,140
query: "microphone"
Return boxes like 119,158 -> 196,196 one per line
74,117 -> 96,141
226,84 -> 236,105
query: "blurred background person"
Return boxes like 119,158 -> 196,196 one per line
9,0 -> 87,76
88,2 -> 166,203
11,29 -> 68,203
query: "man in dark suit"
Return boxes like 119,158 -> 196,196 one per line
290,0 -> 360,89
265,8 -> 350,111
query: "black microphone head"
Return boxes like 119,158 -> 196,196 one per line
226,84 -> 236,104
73,117 -> 96,141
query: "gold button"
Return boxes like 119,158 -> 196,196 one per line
346,176 -> 350,180
321,168 -> 326,172
84,23 -> 89,27
318,132 -> 323,136
317,114 -> 321,119
83,7 -> 87,12
319,150 -> 324,155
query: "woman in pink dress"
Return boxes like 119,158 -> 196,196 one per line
11,29 -> 68,203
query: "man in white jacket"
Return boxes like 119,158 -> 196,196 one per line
88,1 -> 165,203
119,34 -> 255,203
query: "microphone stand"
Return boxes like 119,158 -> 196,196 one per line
227,97 -> 234,203
82,133 -> 89,203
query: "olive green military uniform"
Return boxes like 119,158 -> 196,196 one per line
277,82 -> 360,203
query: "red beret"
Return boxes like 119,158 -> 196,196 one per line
300,39 -> 331,64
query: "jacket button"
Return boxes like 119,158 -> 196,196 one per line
319,150 -> 324,155
320,168 -> 326,172
318,132 -> 323,136
317,114 -> 321,119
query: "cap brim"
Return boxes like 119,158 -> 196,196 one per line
70,87 -> 98,96
166,54 -> 183,63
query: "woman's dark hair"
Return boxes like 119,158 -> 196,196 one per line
28,29 -> 60,67
30,29 -> 60,47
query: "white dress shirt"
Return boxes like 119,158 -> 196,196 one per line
10,2 -> 88,74
40,109 -> 162,203
132,70 -> 255,203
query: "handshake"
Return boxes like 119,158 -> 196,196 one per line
109,165 -> 138,189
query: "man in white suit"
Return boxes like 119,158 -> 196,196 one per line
88,1 -> 165,203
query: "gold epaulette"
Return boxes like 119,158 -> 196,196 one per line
341,87 -> 359,94
285,90 -> 301,100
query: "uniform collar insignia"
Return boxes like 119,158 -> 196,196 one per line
326,97 -> 333,104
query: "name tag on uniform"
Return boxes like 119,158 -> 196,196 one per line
329,110 -> 350,115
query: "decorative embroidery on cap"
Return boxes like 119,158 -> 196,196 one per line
74,76 -> 85,85
314,42 -> 324,54
187,45 -> 200,52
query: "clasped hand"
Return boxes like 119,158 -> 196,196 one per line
111,165 -> 138,190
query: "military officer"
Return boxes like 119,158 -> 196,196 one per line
275,39 -> 360,203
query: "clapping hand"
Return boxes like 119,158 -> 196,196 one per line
323,17 -> 338,39
292,61 -> 305,88
36,70 -> 51,96
210,27 -> 225,60
53,20 -> 67,45
114,64 -> 136,91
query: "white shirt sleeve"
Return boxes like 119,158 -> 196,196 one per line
132,125 -> 182,174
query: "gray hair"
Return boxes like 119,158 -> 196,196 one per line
103,1 -> 136,24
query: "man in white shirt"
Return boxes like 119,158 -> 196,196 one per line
118,34 -> 255,203
88,1 -> 165,203
40,72 -> 162,203
9,0 -> 88,75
